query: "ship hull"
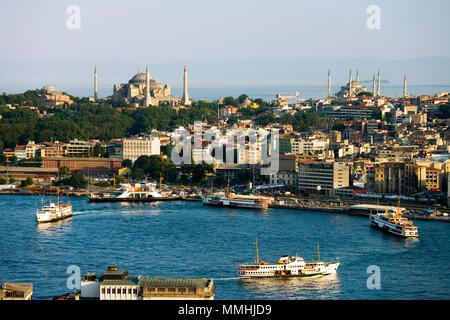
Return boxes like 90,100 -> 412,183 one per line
201,196 -> 270,210
89,196 -> 182,203
37,213 -> 73,223
238,262 -> 339,279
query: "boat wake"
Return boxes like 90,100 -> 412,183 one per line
211,277 -> 240,281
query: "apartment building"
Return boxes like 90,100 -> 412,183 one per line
123,136 -> 160,163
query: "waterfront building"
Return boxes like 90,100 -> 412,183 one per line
99,268 -> 140,301
367,162 -> 417,195
0,166 -> 58,180
0,283 -> 33,300
80,266 -> 215,300
43,157 -> 122,176
297,161 -> 350,196
139,277 -> 215,300
269,154 -> 297,191
122,136 -> 160,163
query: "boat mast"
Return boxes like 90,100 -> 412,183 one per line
226,177 -> 230,196
210,182 -> 213,195
317,243 -> 320,262
255,237 -> 259,265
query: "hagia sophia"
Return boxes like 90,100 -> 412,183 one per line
93,65 -> 191,107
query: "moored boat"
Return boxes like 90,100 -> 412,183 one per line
89,183 -> 181,203
201,180 -> 273,210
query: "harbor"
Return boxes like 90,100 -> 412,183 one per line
1,194 -> 449,300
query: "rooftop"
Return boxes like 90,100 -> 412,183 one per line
139,276 -> 210,288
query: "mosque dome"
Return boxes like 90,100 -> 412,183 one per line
129,72 -> 147,84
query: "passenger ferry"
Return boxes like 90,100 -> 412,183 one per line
201,181 -> 273,210
369,200 -> 418,238
89,183 -> 180,203
237,239 -> 340,278
36,187 -> 73,223
201,193 -> 273,209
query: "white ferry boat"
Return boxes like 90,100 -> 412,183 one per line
89,183 -> 180,203
201,193 -> 273,210
36,188 -> 73,223
369,200 -> 418,238
237,239 -> 340,278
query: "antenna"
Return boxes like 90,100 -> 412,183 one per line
254,237 -> 260,265
317,243 -> 320,262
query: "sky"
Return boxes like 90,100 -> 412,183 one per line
1,0 -> 449,95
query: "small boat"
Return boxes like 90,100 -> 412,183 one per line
201,180 -> 273,210
36,187 -> 73,223
369,199 -> 418,238
89,182 -> 181,203
237,238 -> 339,278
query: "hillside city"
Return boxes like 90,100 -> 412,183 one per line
1,68 -> 449,209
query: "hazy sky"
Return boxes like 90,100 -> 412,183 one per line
1,0 -> 449,92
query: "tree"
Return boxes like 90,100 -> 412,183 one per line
122,159 -> 132,168
55,173 -> 87,189
371,108 -> 382,120
58,166 -> 70,177
0,177 -> 7,184
238,94 -> 249,104
21,177 -> 33,187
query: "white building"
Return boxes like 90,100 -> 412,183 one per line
123,136 -> 160,163
291,139 -> 329,155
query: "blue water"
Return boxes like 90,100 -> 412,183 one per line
0,195 -> 449,300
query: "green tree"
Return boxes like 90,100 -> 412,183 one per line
371,108 -> 382,120
122,159 -> 133,168
21,177 -> 34,187
58,166 -> 70,177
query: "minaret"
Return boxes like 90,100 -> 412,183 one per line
348,69 -> 352,97
94,65 -> 98,100
372,74 -> 376,96
403,74 -> 407,98
145,64 -> 151,106
356,69 -> 359,84
328,69 -> 331,97
376,70 -> 381,97
181,65 -> 191,106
